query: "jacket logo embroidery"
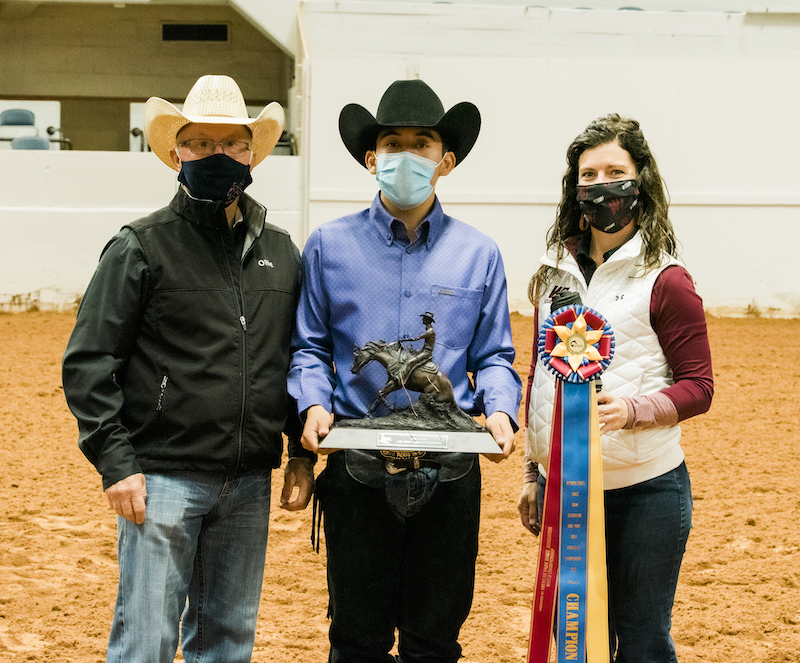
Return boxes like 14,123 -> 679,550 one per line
258,259 -> 274,268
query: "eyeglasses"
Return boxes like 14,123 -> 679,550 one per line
177,138 -> 251,158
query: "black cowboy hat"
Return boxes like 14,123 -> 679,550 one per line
339,79 -> 481,168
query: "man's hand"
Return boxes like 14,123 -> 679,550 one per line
280,457 -> 315,511
105,473 -> 147,524
301,405 -> 336,454
482,411 -> 515,463
517,481 -> 540,535
596,390 -> 628,434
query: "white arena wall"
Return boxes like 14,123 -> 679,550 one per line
0,151 -> 302,312
2,146 -> 795,317
299,3 -> 800,317
1,2 -> 799,317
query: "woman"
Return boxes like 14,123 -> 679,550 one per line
518,114 -> 714,662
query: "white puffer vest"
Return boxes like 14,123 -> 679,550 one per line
525,233 -> 685,490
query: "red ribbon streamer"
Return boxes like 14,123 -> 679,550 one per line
527,381 -> 564,662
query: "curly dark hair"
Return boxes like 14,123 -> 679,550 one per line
528,113 -> 677,305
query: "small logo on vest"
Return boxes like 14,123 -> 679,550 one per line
258,259 -> 274,268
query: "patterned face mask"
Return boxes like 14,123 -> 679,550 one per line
577,179 -> 640,234
178,153 -> 253,206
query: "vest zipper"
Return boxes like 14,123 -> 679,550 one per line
223,225 -> 250,476
156,375 -> 168,411
235,233 -> 252,477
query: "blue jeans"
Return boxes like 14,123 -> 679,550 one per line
106,470 -> 271,663
383,466 -> 440,519
538,462 -> 692,662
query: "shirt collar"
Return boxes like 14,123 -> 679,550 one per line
368,192 -> 444,250
569,229 -> 640,264
231,196 -> 264,256
174,187 -> 264,239
231,205 -> 244,229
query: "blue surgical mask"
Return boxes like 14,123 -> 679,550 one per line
375,151 -> 446,211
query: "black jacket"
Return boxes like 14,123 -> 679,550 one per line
63,188 -> 309,490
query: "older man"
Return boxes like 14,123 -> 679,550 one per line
62,75 -> 314,663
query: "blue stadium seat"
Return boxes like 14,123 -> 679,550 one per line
11,136 -> 50,150
1,109 -> 36,128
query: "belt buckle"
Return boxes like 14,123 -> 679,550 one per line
381,449 -> 426,474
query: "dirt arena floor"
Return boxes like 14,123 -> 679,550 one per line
1,311 -> 799,662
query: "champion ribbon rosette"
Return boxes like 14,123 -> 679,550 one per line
527,305 -> 614,663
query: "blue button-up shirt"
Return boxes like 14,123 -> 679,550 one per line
288,194 -> 521,425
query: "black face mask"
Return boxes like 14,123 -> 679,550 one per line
177,153 -> 253,206
577,179 -> 640,234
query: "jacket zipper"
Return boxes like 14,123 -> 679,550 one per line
221,224 -> 250,475
156,375 -> 168,411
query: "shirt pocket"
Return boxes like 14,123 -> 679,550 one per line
430,285 -> 483,349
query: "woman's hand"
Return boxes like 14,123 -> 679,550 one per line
596,390 -> 628,434
516,481 -> 540,536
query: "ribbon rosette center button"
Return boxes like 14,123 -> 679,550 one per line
567,333 -> 588,355
550,313 -> 604,373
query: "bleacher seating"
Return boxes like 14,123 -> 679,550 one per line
11,136 -> 50,150
0,109 -> 39,141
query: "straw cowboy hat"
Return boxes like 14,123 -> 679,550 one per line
339,79 -> 481,168
144,75 -> 284,171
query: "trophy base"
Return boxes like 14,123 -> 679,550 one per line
320,426 -> 501,454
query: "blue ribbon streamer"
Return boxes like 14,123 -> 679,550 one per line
557,380 -> 591,662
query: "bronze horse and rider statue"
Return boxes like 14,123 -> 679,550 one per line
351,312 -> 455,416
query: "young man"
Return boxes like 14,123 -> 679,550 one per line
288,79 -> 522,663
62,75 -> 314,663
